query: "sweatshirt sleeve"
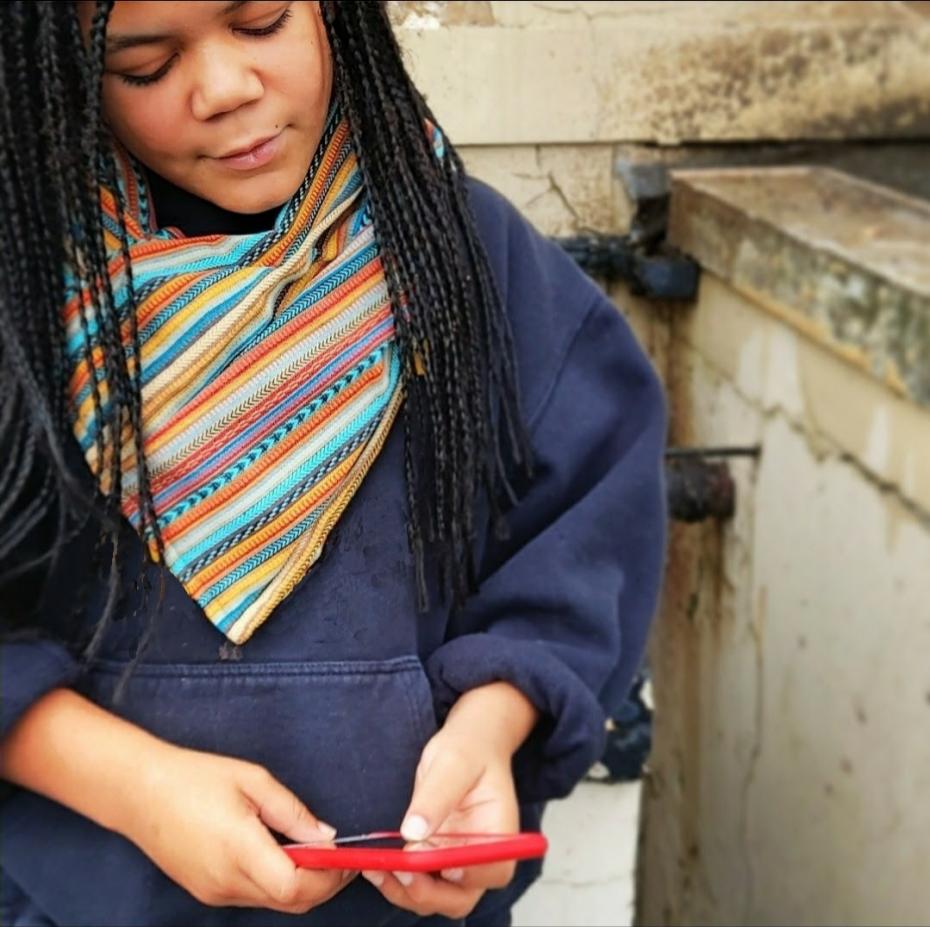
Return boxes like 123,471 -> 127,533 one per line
0,452 -> 84,743
1,636 -> 81,740
425,182 -> 668,803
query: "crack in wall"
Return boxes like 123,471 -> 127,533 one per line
739,586 -> 767,922
677,327 -> 930,528
547,172 -> 584,225
664,307 -> 929,922
538,874 -> 635,889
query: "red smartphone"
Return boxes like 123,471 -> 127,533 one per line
283,831 -> 548,872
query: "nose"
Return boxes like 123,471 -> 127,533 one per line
190,42 -> 264,121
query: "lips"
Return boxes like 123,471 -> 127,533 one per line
214,130 -> 284,171
218,133 -> 279,160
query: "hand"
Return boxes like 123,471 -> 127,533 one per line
362,682 -> 539,920
124,744 -> 355,913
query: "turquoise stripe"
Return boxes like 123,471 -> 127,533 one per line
183,406 -> 382,598
209,505 -> 320,633
156,337 -> 389,525
210,507 -> 325,630
67,106 -> 408,639
268,240 -> 380,334
177,414 -> 371,583
168,349 -> 399,577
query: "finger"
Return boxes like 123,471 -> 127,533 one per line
362,870 -> 482,919
401,744 -> 479,841
240,767 -> 336,844
400,836 -> 511,889
440,858 -> 516,891
284,867 -> 350,912
245,862 -> 348,914
199,870 -> 273,909
238,816 -> 343,913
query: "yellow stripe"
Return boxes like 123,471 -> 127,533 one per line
227,384 -> 404,644
150,273 -> 385,447
195,446 -> 363,612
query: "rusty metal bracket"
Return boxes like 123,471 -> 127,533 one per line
555,233 -> 700,300
667,458 -> 736,522
665,445 -> 760,522
553,160 -> 701,299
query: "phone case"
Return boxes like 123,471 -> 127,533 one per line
283,831 -> 548,872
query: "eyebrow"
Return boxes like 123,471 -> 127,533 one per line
106,1 -> 251,53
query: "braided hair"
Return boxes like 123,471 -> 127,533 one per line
0,0 -> 531,654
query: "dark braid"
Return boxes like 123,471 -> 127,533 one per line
0,0 -> 156,651
0,0 -> 531,660
322,1 -> 532,605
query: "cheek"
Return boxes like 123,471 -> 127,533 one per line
103,84 -> 189,162
274,28 -> 333,122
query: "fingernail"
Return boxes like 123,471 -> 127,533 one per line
315,821 -> 337,840
400,814 -> 429,842
442,868 -> 464,882
362,870 -> 384,887
394,871 -> 414,887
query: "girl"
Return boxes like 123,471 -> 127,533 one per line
0,2 -> 667,925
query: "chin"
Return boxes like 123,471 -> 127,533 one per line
205,166 -> 305,215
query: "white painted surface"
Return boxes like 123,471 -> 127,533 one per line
513,781 -> 641,927
636,267 -> 930,924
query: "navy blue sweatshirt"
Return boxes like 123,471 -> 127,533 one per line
0,178 -> 667,927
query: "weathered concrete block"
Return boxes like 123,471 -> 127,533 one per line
667,167 -> 930,410
392,2 -> 930,145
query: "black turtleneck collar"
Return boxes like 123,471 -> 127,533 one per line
145,167 -> 283,237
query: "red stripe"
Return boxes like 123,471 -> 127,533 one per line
161,360 -> 385,539
149,319 -> 392,505
146,258 -> 386,442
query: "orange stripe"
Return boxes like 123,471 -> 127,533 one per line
148,273 -> 388,445
159,358 -> 386,537
257,124 -> 353,267
183,445 -> 362,598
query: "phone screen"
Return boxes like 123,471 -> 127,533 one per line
332,833 -> 520,849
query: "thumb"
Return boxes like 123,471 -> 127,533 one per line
242,767 -> 336,844
401,743 -> 480,842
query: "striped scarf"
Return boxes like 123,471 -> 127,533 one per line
64,112 -> 402,644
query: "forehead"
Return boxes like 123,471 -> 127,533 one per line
78,1 -> 263,39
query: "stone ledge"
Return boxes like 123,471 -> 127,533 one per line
393,3 -> 930,145
666,167 -> 930,409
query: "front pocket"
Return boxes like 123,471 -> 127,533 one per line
83,655 -> 439,835
1,656 -> 440,927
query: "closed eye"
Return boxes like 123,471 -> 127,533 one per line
236,6 -> 293,38
116,56 -> 178,88
114,6 -> 293,88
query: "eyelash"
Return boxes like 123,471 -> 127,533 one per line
118,7 -> 293,87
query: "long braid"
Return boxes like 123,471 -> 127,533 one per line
322,1 -> 532,604
0,1 -> 138,647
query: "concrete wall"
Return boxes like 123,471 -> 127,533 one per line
391,1 -> 930,146
389,1 -> 930,234
389,4 -> 930,924
635,168 -> 930,925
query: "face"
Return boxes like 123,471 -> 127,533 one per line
78,1 -> 333,214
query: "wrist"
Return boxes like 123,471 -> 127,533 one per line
0,689 -> 174,840
443,681 -> 540,760
108,735 -> 182,841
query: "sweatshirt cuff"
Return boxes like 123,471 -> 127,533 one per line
1,638 -> 81,741
425,633 -> 606,803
